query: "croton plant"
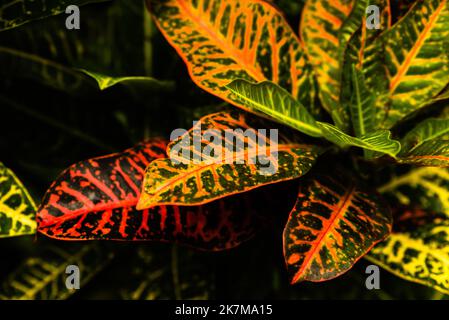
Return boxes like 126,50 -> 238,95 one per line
1,0 -> 449,299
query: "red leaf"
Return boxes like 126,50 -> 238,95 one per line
37,139 -> 267,250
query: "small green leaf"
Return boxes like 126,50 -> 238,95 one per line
0,162 -> 36,238
401,118 -> 449,153
226,80 -> 322,138
316,122 -> 401,158
79,69 -> 174,91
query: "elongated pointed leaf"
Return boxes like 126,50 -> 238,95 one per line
79,70 -> 174,91
122,246 -> 213,300
148,0 -> 315,113
377,0 -> 449,129
348,65 -> 376,137
378,167 -> 449,217
398,140 -> 449,166
284,174 -> 392,283
300,0 -> 359,130
37,139 -> 267,250
401,118 -> 449,153
0,162 -> 36,238
367,208 -> 449,295
317,122 -> 401,158
226,80 -> 322,137
137,111 -> 321,209
0,243 -> 113,300
0,0 -> 110,32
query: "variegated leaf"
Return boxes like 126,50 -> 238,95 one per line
376,0 -> 449,129
0,162 -> 36,238
0,243 -> 113,300
300,0 -> 358,130
226,80 -> 322,137
367,208 -> 449,295
37,139 -> 266,250
284,174 -> 392,283
401,118 -> 449,153
137,111 -> 321,209
378,167 -> 449,217
398,140 -> 449,166
148,0 -> 315,113
316,122 -> 401,158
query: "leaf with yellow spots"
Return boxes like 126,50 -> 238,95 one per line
137,111 -> 322,209
373,0 -> 449,129
300,0 -> 358,130
283,173 -> 392,283
367,208 -> 449,295
0,162 -> 36,238
147,0 -> 316,116
378,167 -> 449,217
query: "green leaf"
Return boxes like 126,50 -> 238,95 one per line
401,118 -> 449,153
0,244 -> 113,299
79,69 -> 174,91
316,122 -> 401,158
398,140 -> 449,167
348,65 -> 376,137
0,162 -> 36,238
284,173 -> 392,283
375,0 -> 449,129
226,80 -> 322,138
367,208 -> 449,296
0,46 -> 95,94
0,0 -> 111,32
378,167 -> 449,217
121,246 -> 213,300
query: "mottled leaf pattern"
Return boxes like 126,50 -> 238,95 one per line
138,111 -> 321,209
0,162 -> 36,237
148,0 -> 315,112
37,139 -> 265,250
317,122 -> 401,158
300,0 -> 356,130
401,118 -> 449,152
284,174 -> 392,283
377,0 -> 449,128
226,80 -> 322,137
378,167 -> 449,217
0,244 -> 113,300
367,208 -> 449,295
398,140 -> 449,166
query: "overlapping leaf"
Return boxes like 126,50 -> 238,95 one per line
300,0 -> 358,129
398,140 -> 449,166
367,208 -> 449,295
0,162 -> 36,238
121,246 -> 213,300
0,0 -> 110,32
283,174 -> 392,283
37,139 -> 269,250
401,118 -> 449,153
226,80 -> 322,137
0,243 -> 113,300
317,122 -> 401,158
376,0 -> 449,129
137,111 -> 322,209
148,0 -> 315,113
378,167 -> 449,217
